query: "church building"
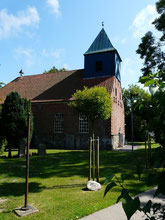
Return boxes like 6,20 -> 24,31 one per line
0,28 -> 125,149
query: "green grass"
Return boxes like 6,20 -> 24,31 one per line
0,147 -> 158,220
128,141 -> 160,149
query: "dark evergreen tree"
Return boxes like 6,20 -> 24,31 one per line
0,92 -> 33,157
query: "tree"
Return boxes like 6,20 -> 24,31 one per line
122,84 -> 151,142
0,92 -> 33,157
152,0 -> 165,41
136,31 -> 164,76
0,82 -> 5,88
0,82 -> 5,154
136,0 -> 165,77
69,86 -> 112,181
106,1 -> 165,218
69,86 -> 112,137
43,66 -> 68,74
137,0 -> 165,148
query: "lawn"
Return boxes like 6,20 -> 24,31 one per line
0,147 -> 157,220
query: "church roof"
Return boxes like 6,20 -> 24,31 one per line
0,69 -> 115,104
84,28 -> 115,55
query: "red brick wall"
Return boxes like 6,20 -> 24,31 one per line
32,102 -> 112,149
110,78 -> 125,136
31,76 -> 125,149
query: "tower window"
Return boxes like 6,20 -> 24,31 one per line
96,61 -> 103,72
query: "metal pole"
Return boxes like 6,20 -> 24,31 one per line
148,135 -> 151,168
131,107 -> 134,152
145,139 -> 148,169
25,112 -> 30,209
96,137 -> 99,183
88,137 -> 92,180
92,134 -> 95,181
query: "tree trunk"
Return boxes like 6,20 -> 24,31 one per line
145,139 -> 148,169
96,136 -> 99,183
8,144 -> 12,158
88,137 -> 92,180
92,121 -> 95,181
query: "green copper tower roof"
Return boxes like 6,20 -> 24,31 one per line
84,28 -> 115,55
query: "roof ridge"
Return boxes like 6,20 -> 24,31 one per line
9,69 -> 84,82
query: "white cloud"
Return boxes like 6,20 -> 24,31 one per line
0,7 -> 40,39
42,48 -> 65,59
121,38 -> 126,45
14,47 -> 35,67
46,0 -> 61,16
130,4 -> 157,38
121,57 -> 142,88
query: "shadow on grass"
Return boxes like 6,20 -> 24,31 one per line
0,149 -> 149,180
0,182 -> 45,197
45,183 -> 86,190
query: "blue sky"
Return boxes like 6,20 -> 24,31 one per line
0,0 -> 158,88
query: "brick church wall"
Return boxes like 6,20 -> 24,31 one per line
32,102 -> 112,149
110,78 -> 125,148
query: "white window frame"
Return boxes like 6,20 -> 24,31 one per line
54,113 -> 64,133
79,113 -> 89,133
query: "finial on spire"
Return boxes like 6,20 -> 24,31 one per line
19,69 -> 24,77
102,22 -> 104,27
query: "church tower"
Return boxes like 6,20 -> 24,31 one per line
84,28 -> 122,81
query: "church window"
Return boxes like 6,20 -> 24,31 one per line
96,61 -> 103,72
115,88 -> 117,96
79,113 -> 89,133
54,113 -> 64,133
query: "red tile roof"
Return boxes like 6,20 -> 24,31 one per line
0,69 -> 115,103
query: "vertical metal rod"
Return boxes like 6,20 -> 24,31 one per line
145,139 -> 148,169
148,135 -> 151,168
88,137 -> 92,180
92,134 -> 95,181
131,108 -> 134,152
25,112 -> 30,208
96,137 -> 99,183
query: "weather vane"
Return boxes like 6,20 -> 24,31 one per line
19,69 -> 24,77
102,22 -> 104,27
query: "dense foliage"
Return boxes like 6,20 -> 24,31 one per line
122,84 -> 151,142
136,0 -> 165,77
137,0 -> 165,148
43,66 -> 68,74
106,1 -> 165,219
0,92 -> 33,157
69,86 -> 112,125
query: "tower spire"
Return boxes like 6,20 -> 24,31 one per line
102,22 -> 104,28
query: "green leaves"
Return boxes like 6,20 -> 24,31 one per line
104,173 -> 114,184
146,174 -> 156,186
116,188 -> 129,203
122,196 -> 140,220
144,79 -> 157,87
104,182 -> 117,197
69,86 -> 112,122
141,200 -> 152,214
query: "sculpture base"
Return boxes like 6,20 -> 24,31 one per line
14,205 -> 39,217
